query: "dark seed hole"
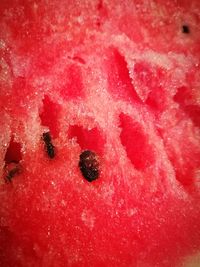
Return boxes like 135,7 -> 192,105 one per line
39,95 -> 60,139
119,113 -> 155,170
4,162 -> 21,183
79,150 -> 100,182
4,137 -> 22,183
182,25 -> 190,34
4,137 -> 22,164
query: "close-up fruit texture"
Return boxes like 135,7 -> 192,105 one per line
0,1 -> 200,266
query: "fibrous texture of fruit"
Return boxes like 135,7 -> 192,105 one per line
0,1 -> 200,266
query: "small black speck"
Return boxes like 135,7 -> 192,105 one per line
43,132 -> 55,159
182,25 -> 190,34
79,150 -> 100,182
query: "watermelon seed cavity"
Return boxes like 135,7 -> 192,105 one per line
3,138 -> 22,183
4,163 -> 21,183
40,95 -> 60,138
79,150 -> 100,182
68,125 -> 105,155
4,138 -> 22,164
43,132 -> 55,159
182,25 -> 190,34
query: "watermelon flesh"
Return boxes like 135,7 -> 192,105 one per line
1,0 -> 200,266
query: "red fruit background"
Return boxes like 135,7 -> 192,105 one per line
0,1 -> 200,266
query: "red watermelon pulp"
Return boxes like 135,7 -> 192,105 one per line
0,1 -> 200,266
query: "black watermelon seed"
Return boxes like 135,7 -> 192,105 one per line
43,132 -> 55,159
182,25 -> 190,34
79,150 -> 100,182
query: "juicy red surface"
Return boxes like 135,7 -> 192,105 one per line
0,1 -> 200,267
60,64 -> 84,100
68,125 -> 105,156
